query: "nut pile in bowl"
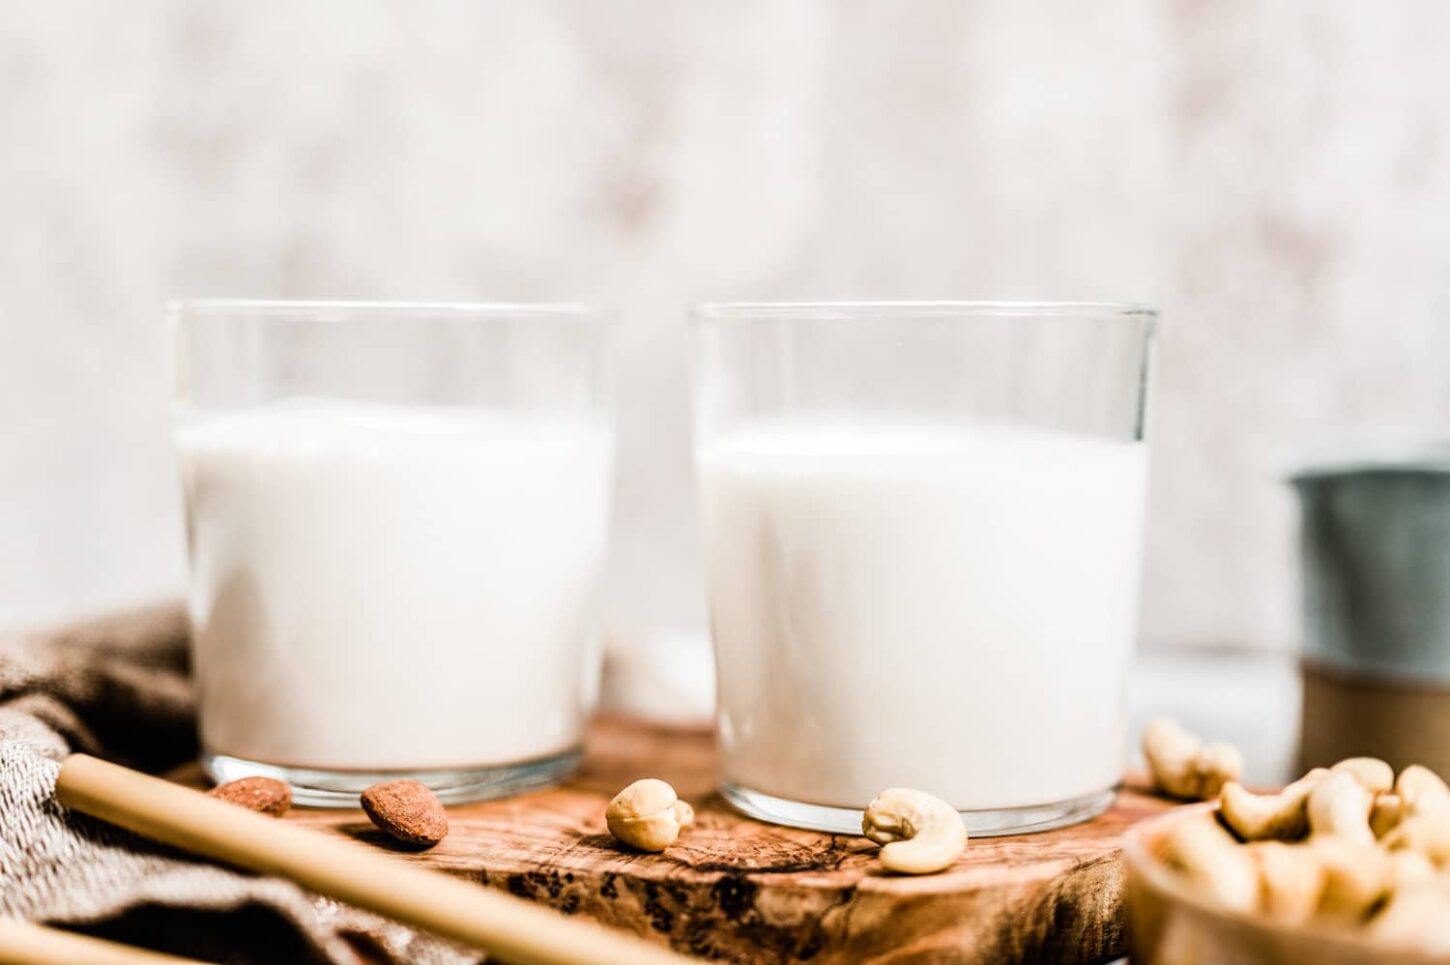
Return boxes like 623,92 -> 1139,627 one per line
1130,719 -> 1450,963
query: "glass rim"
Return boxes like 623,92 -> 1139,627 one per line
693,300 -> 1157,322
169,298 -> 604,321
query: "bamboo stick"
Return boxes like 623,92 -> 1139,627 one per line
0,918 -> 199,964
55,754 -> 688,965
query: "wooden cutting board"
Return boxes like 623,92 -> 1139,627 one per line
198,717 -> 1174,963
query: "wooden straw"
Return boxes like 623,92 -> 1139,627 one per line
55,755 -> 688,965
0,918 -> 200,964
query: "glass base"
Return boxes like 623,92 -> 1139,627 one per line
203,748 -> 582,808
720,782 -> 1118,837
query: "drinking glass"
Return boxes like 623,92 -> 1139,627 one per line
694,301 -> 1156,835
173,300 -> 612,805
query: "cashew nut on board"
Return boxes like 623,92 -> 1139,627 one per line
605,779 -> 695,852
1142,717 -> 1243,801
862,788 -> 968,875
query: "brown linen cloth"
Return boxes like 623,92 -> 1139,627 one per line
0,604 -> 478,964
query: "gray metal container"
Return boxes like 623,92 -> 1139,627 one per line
1292,442 -> 1450,683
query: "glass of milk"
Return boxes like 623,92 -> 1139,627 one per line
695,302 -> 1156,835
173,301 -> 612,805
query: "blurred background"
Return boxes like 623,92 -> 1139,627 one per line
4,2 -> 1450,774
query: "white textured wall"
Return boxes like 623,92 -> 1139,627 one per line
3,1 -> 1450,651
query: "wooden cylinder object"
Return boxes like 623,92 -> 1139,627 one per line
0,918 -> 200,964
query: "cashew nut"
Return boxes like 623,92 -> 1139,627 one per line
1311,837 -> 1390,921
1161,811 -> 1260,913
1218,769 -> 1327,841
1396,765 -> 1450,820
1330,757 -> 1394,795
1246,841 -> 1325,924
1369,881 -> 1450,952
1142,717 -> 1244,801
1307,771 -> 1376,845
1382,815 -> 1450,866
1371,793 -> 1405,840
605,779 -> 695,852
862,788 -> 967,875
1385,848 -> 1437,892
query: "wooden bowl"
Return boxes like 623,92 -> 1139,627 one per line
1123,805 -> 1447,965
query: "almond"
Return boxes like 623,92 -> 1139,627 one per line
208,777 -> 291,817
361,780 -> 448,847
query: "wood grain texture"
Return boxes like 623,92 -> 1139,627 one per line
199,718 -> 1178,963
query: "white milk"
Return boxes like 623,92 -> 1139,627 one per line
177,399 -> 612,772
700,420 -> 1147,811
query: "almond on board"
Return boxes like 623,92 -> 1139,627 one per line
208,777 -> 292,818
361,780 -> 448,847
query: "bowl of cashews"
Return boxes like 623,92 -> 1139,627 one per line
1126,720 -> 1450,963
